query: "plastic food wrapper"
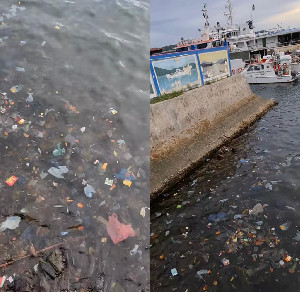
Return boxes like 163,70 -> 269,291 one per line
106,213 -> 135,244
110,107 -> 117,115
123,179 -> 132,187
5,176 -> 18,186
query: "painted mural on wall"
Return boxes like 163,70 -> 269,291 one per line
152,55 -> 201,94
198,50 -> 230,83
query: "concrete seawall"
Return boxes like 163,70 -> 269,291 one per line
151,75 -> 277,199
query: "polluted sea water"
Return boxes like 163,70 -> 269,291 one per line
0,0 -> 149,291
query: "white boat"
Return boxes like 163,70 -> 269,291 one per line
241,56 -> 296,83
174,1 -> 300,56
166,65 -> 192,79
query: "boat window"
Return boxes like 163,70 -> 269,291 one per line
261,65 -> 264,69
197,43 -> 208,49
247,66 -> 253,71
254,65 -> 260,70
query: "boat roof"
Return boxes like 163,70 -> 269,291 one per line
255,27 -> 300,39
175,39 -> 214,49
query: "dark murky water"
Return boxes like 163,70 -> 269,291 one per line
0,0 -> 149,291
151,82 -> 300,291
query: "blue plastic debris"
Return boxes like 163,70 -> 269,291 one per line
84,184 -> 95,198
53,143 -> 66,156
208,212 -> 226,222
61,232 -> 68,236
114,169 -> 136,181
171,268 -> 178,276
17,174 -> 26,184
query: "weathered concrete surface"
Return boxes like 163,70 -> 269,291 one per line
150,75 -> 277,199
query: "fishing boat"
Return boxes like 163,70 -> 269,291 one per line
241,53 -> 297,83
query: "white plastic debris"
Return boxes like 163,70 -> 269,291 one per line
48,166 -> 69,178
140,207 -> 146,217
196,270 -> 209,278
249,203 -> 264,216
40,171 -> 48,179
16,67 -> 25,72
285,206 -> 296,211
130,245 -> 140,255
294,231 -> 300,241
0,216 -> 21,232
222,258 -> 230,266
33,264 -> 39,273
104,178 -> 113,186
26,92 -> 34,103
265,182 -> 272,190
0,276 -> 6,288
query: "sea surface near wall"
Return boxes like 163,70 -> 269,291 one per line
151,81 -> 300,292
0,0 -> 149,290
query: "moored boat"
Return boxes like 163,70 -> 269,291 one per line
241,54 -> 297,84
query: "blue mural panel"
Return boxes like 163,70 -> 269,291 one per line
151,55 -> 201,94
198,50 -> 230,83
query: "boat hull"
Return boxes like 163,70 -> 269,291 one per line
244,75 -> 294,84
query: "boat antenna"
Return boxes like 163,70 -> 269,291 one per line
202,3 -> 210,40
251,4 -> 255,21
224,0 -> 233,27
202,3 -> 209,27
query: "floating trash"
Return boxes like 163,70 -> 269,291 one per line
221,258 -> 230,266
294,231 -> 300,241
48,166 -> 69,178
84,184 -> 95,198
110,107 -> 117,115
26,92 -> 34,103
10,85 -> 23,93
0,216 -> 21,232
106,213 -> 135,244
52,143 -> 66,156
114,168 -> 136,181
5,176 -> 18,186
280,222 -> 290,231
104,178 -> 113,186
208,212 -> 226,222
16,67 -> 25,72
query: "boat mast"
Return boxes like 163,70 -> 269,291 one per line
224,0 -> 233,28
